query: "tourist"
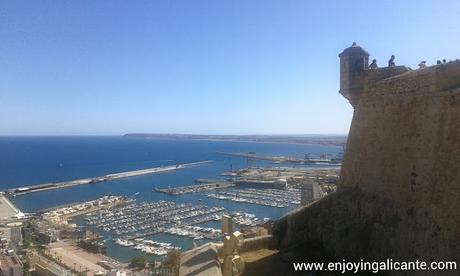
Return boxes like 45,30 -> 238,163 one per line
369,59 -> 378,69
418,61 -> 427,69
437,60 -> 442,65
388,55 -> 395,67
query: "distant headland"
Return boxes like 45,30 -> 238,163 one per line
123,133 -> 347,147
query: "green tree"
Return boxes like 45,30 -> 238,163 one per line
129,255 -> 147,270
23,260 -> 30,276
23,237 -> 34,249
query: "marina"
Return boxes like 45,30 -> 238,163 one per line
84,201 -> 222,239
82,199 -> 266,256
83,200 -> 264,239
207,188 -> 301,208
114,238 -> 180,256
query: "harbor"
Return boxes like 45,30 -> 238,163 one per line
29,188 -> 288,259
81,199 -> 267,256
83,200 -> 265,236
5,161 -> 339,264
3,140 -> 342,268
84,200 -> 227,240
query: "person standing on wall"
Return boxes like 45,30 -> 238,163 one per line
369,59 -> 378,69
388,55 -> 395,67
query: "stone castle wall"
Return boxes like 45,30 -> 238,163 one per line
274,57 -> 460,274
341,60 -> 460,261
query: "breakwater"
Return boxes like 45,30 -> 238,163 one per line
5,160 -> 212,196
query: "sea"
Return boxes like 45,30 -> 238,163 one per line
0,136 -> 342,262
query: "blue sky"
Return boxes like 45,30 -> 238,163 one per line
1,0 -> 459,135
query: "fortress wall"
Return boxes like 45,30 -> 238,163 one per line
341,62 -> 460,250
274,187 -> 403,259
239,235 -> 277,253
365,61 -> 460,96
274,60 -> 460,271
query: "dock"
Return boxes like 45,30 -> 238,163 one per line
219,152 -> 342,165
153,181 -> 235,195
41,196 -> 132,221
5,160 -> 212,196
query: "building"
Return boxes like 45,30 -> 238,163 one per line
28,251 -> 73,276
300,181 -> 321,206
0,255 -> 23,276
29,220 -> 59,244
6,223 -> 22,246
106,270 -> 127,276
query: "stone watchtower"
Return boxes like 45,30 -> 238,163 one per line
338,42 -> 369,106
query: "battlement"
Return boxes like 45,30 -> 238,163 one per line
339,43 -> 460,107
366,60 -> 460,98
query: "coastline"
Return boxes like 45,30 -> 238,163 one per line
123,134 -> 347,147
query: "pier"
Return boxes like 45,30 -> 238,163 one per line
207,187 -> 301,208
4,160 -> 212,196
153,181 -> 235,195
42,196 -> 132,221
220,151 -> 342,165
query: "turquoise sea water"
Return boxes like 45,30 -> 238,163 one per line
0,136 -> 341,261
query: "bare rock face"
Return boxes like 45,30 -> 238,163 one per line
274,44 -> 460,275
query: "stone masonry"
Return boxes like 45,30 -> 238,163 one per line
274,44 -> 460,275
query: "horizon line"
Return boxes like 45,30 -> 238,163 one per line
0,133 -> 348,137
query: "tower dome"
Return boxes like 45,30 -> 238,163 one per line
339,43 -> 370,106
338,42 -> 370,58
